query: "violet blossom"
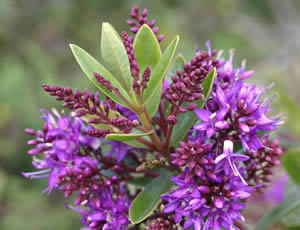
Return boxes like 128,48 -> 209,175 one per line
23,109 -> 100,194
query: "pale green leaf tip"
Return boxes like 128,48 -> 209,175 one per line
139,23 -> 152,30
69,43 -> 76,49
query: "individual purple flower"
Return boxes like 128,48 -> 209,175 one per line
215,140 -> 249,185
23,109 -> 100,193
194,103 -> 229,138
66,184 -> 130,230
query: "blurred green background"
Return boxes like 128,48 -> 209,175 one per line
1,0 -> 299,229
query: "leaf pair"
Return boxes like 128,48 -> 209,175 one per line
133,24 -> 179,118
71,23 -> 179,142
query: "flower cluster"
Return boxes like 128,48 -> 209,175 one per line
23,5 -> 285,230
161,43 -> 285,229
23,109 -> 140,229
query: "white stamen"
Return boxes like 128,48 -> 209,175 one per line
210,112 -> 217,119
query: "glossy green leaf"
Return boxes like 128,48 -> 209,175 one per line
255,184 -> 300,230
170,68 -> 217,146
133,24 -> 162,74
106,130 -> 153,141
129,169 -> 173,224
70,44 -> 130,108
143,36 -> 179,105
282,150 -> 300,186
146,83 -> 162,118
101,23 -> 133,92
133,24 -> 163,118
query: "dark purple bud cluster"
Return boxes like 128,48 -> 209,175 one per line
245,138 -> 284,190
42,84 -> 137,133
110,117 -> 139,133
145,213 -> 178,230
141,66 -> 151,89
171,140 -> 213,178
122,31 -> 140,80
127,5 -> 164,42
86,129 -> 111,138
165,50 -> 219,112
57,157 -> 104,201
94,72 -> 118,93
42,84 -> 111,122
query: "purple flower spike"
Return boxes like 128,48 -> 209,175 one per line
127,5 -> 164,42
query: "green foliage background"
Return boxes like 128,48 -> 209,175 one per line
0,0 -> 299,229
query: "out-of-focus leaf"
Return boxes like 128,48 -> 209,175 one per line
143,36 -> 179,105
129,169 -> 173,224
255,184 -> 300,230
106,130 -> 154,141
127,176 -> 155,187
70,44 -> 130,108
101,23 -> 133,92
282,208 -> 300,228
277,89 -> 300,135
169,54 -> 186,77
282,150 -> 300,186
282,184 -> 300,228
170,68 -> 217,146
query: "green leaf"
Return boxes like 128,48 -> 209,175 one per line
276,89 -> 300,136
133,24 -> 162,74
282,150 -> 300,186
129,169 -> 173,224
101,23 -> 133,92
143,36 -> 179,105
282,207 -> 300,228
170,68 -> 217,146
146,83 -> 162,118
123,139 -> 149,149
255,184 -> 300,230
106,130 -> 154,141
133,24 -> 163,118
127,176 -> 155,187
70,44 -> 130,108
169,54 -> 186,77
